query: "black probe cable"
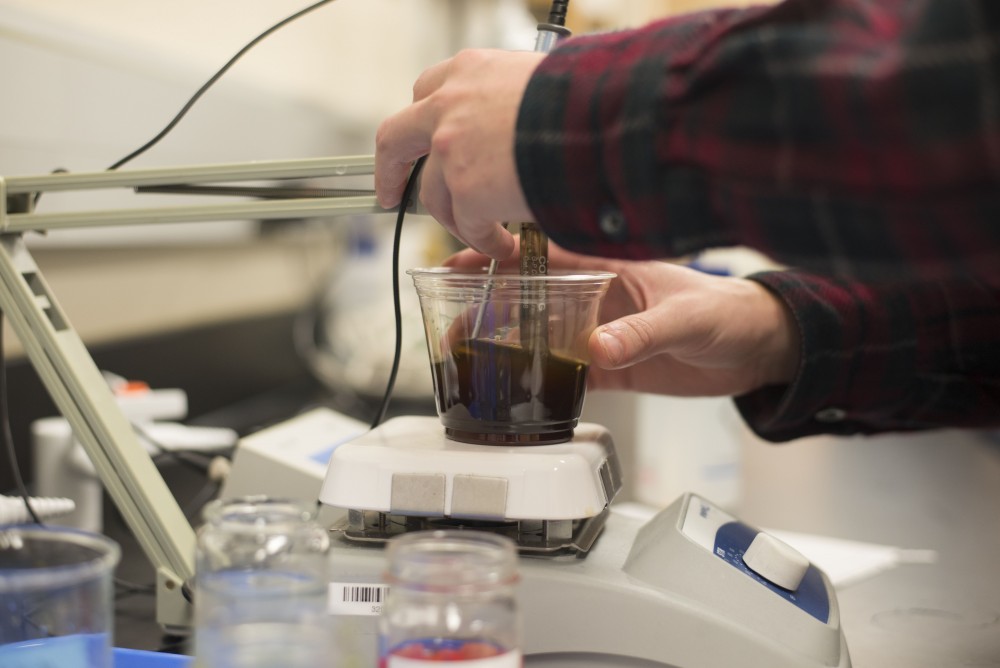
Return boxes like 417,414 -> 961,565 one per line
369,156 -> 427,430
0,312 -> 43,525
33,0 -> 340,209
109,0 -> 338,171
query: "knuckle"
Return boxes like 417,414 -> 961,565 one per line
625,316 -> 656,350
429,128 -> 454,156
412,70 -> 434,101
374,123 -> 391,153
451,49 -> 483,70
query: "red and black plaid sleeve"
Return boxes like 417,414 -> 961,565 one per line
734,270 -> 1000,441
515,0 -> 1000,281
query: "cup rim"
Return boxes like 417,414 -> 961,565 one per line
0,526 -> 121,592
407,267 -> 616,283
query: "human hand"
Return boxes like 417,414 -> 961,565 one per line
375,49 -> 546,261
444,244 -> 800,397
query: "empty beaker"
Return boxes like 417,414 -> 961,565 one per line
409,267 -> 615,445
194,496 -> 332,668
0,526 -> 120,668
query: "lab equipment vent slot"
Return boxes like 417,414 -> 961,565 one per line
23,271 -> 68,332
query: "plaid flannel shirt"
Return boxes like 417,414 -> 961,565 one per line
515,0 -> 1000,440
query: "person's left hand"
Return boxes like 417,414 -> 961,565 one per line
444,243 -> 800,397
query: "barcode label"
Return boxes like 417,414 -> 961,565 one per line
328,582 -> 390,616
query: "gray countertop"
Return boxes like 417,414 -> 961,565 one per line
111,416 -> 1000,666
737,428 -> 1000,668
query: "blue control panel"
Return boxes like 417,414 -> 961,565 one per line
680,495 -> 830,623
713,521 -> 830,623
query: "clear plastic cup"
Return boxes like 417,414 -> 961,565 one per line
409,268 -> 615,445
0,526 -> 120,668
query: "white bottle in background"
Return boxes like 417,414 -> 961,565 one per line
31,378 -> 236,532
632,395 -> 745,510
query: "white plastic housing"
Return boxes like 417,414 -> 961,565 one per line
319,416 -> 618,521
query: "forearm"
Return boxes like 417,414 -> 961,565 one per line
515,0 -> 1000,280
735,270 -> 1000,441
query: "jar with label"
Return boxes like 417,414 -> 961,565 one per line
379,530 -> 521,667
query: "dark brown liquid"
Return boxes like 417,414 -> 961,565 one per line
431,338 -> 588,445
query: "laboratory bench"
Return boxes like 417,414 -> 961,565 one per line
738,427 -> 1000,667
4,283 -> 994,666
102,392 -> 1000,667
105,379 -> 436,657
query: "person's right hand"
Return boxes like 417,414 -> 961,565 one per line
375,49 -> 546,261
445,243 -> 800,397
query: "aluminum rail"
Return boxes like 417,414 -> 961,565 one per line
0,155 -> 420,233
0,154 -> 412,631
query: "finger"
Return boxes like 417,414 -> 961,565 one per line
592,317 -> 651,369
443,241 -> 521,271
411,58 -> 453,102
374,100 -> 438,208
418,152 -> 458,236
451,201 -> 516,260
464,221 -> 517,261
543,243 -> 620,273
443,247 -> 493,269
444,237 -> 619,274
375,55 -> 460,207
590,304 -> 693,370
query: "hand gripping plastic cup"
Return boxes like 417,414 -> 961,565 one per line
194,496 -> 333,668
408,268 -> 615,445
0,526 -> 120,668
379,530 -> 521,667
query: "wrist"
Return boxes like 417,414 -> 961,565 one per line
750,280 -> 801,387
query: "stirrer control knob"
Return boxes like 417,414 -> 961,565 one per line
742,532 -> 810,591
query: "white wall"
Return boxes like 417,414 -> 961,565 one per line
0,0 -> 538,159
0,0 -> 539,240
0,0 -> 538,351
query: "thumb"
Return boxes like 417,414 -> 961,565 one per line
591,310 -> 679,370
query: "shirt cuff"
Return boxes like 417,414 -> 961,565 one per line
734,270 -> 906,442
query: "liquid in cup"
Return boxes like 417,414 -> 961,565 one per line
0,526 -> 120,668
409,268 -> 615,445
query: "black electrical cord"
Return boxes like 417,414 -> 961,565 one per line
114,577 -> 157,600
129,420 -> 222,521
32,0 -> 339,208
108,0 -> 338,172
369,155 -> 427,430
129,420 -> 216,473
0,311 -> 43,525
7,2 -> 340,508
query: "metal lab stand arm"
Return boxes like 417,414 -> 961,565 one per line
0,155 -> 404,630
0,234 -> 198,630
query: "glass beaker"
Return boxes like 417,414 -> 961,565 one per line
409,268 -> 615,445
379,530 -> 521,666
0,526 -> 120,668
194,496 -> 332,668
